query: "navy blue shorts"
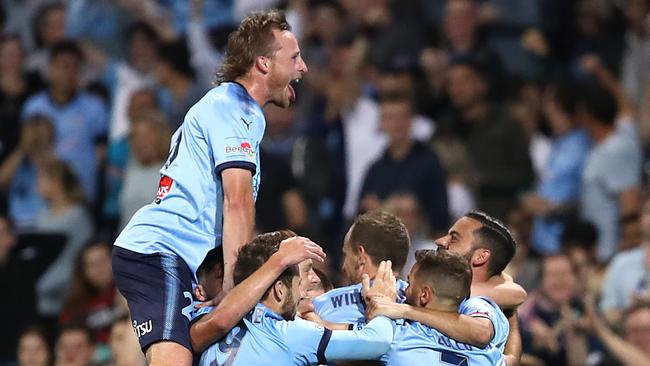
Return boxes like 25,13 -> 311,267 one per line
112,246 -> 195,352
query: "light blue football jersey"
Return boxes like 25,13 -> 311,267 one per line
381,296 -> 510,366
197,303 -> 394,366
313,279 -> 409,329
114,82 -> 265,278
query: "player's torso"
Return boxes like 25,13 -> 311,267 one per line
198,306 -> 292,366
384,321 -> 506,366
115,83 -> 265,275
314,280 -> 408,329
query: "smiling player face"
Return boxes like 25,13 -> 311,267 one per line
267,29 -> 308,108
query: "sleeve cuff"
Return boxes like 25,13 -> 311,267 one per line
317,328 -> 332,364
216,161 -> 256,175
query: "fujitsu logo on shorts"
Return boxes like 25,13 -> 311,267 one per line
155,175 -> 174,204
132,319 -> 153,338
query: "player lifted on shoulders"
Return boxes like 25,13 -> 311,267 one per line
111,9 -> 308,366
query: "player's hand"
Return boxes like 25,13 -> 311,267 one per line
274,236 -> 326,267
194,290 -> 227,309
366,295 -> 406,320
362,260 -> 396,302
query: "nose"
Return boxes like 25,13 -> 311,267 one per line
435,236 -> 449,249
298,57 -> 308,74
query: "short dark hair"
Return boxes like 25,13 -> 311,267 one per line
379,91 -> 415,110
233,230 -> 298,296
576,83 -> 618,126
49,40 -> 83,64
412,249 -> 472,306
217,9 -> 291,83
548,80 -> 577,114
465,211 -> 516,277
349,211 -> 410,273
125,21 -> 159,45
561,220 -> 598,251
197,248 -> 224,283
158,40 -> 195,79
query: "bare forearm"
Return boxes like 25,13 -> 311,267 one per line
222,196 -> 255,289
594,321 -> 650,366
403,305 -> 493,347
504,311 -> 522,365
472,280 -> 527,310
0,150 -> 24,188
190,254 -> 285,351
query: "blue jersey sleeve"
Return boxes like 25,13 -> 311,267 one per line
285,317 -> 329,365
203,98 -> 261,175
324,316 -> 394,363
459,297 -> 509,347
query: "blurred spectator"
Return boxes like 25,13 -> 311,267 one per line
577,83 -> 642,261
442,0 -> 504,84
118,112 -> 170,230
65,0 -> 129,57
0,34 -> 44,164
585,300 -> 650,366
54,325 -> 95,366
21,41 -> 109,203
59,242 -> 116,347
155,40 -> 206,130
600,198 -> 650,324
25,2 -> 66,80
0,116 -> 55,230
384,192 -> 436,279
619,211 -> 643,252
102,88 -> 159,237
256,106 -> 309,235
562,220 -> 602,297
359,92 -> 448,233
108,314 -> 145,366
503,207 -> 541,292
17,326 -> 51,366
35,160 -> 93,322
519,253 -> 594,365
522,82 -> 591,255
93,21 -> 159,144
620,0 -> 650,105
443,58 -> 534,219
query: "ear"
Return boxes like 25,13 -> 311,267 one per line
193,285 -> 207,302
420,286 -> 435,307
356,245 -> 369,268
473,248 -> 491,267
272,279 -> 285,302
255,56 -> 270,75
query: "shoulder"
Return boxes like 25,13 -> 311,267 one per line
459,296 -> 500,316
609,247 -> 645,270
23,91 -> 49,109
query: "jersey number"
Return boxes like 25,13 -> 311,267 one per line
164,130 -> 183,170
216,324 -> 248,366
440,350 -> 469,366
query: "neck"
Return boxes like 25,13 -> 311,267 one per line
388,139 -> 413,160
167,74 -> 191,98
49,195 -> 74,215
472,268 -> 490,284
261,298 -> 283,317
590,123 -> 614,143
424,300 -> 458,312
50,87 -> 74,105
462,101 -> 489,123
234,76 -> 268,107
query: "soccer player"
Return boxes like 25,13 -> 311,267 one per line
195,230 -> 397,365
373,249 -> 510,366
111,9 -> 309,366
312,211 -> 410,328
368,211 -> 524,361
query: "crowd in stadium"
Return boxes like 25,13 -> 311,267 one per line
1,0 -> 650,365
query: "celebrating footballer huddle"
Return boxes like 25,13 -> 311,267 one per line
112,9 -> 526,366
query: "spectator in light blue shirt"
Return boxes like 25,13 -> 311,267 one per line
522,82 -> 591,254
21,41 -> 109,203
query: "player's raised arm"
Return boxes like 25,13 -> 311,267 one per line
221,167 -> 256,292
190,236 -> 325,351
472,273 -> 528,309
